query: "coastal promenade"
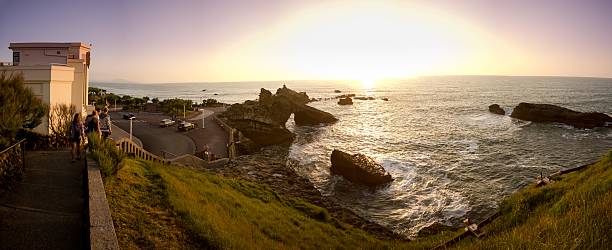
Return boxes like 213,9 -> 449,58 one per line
111,109 -> 229,159
185,108 -> 229,158
0,151 -> 85,249
111,111 -> 195,157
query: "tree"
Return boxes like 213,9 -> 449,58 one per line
160,98 -> 192,116
151,97 -> 160,104
0,73 -> 48,138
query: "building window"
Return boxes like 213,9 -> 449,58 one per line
12,52 -> 20,65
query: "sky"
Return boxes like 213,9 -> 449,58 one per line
1,0 -> 611,83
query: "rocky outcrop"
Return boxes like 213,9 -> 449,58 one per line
219,86 -> 337,151
334,94 -> 356,99
510,103 -> 612,129
330,150 -> 393,186
488,104 -> 505,115
354,96 -> 375,100
338,97 -> 353,105
417,222 -> 456,237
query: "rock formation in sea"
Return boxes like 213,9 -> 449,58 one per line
338,97 -> 353,105
510,102 -> 612,129
488,104 -> 505,115
330,149 -> 393,186
354,96 -> 376,100
335,93 -> 355,99
219,86 -> 337,153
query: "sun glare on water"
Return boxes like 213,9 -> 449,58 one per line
360,78 -> 377,89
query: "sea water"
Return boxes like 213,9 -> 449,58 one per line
94,75 -> 612,237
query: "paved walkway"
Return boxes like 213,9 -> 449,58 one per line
112,112 -> 195,157
186,110 -> 229,158
0,150 -> 85,250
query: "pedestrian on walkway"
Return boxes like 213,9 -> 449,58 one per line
86,109 -> 101,139
100,108 -> 113,139
70,113 -> 85,162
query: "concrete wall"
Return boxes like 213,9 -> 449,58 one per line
0,65 -> 74,134
13,48 -> 68,66
68,59 -> 88,115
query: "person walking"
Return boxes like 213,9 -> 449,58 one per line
99,108 -> 113,139
70,113 -> 85,162
87,109 -> 101,139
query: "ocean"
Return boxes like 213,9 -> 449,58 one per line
93,75 -> 612,237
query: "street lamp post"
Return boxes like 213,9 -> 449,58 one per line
183,104 -> 186,119
129,117 -> 134,141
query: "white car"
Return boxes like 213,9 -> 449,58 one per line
178,121 -> 197,131
160,119 -> 176,127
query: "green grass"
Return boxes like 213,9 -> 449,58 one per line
103,149 -> 612,249
451,149 -> 612,249
104,159 -> 203,249
104,158 -> 456,249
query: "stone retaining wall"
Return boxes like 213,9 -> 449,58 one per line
86,154 -> 119,249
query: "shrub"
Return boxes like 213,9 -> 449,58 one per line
48,104 -> 76,148
0,72 -> 48,141
88,134 -> 125,177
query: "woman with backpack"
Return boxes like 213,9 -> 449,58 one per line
70,113 -> 85,162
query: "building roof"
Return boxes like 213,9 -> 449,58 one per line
9,42 -> 91,49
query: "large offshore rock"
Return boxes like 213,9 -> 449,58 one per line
338,97 -> 353,105
219,86 -> 337,151
510,103 -> 612,129
330,150 -> 393,186
488,104 -> 505,115
293,105 -> 338,125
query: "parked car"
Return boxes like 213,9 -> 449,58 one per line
160,118 -> 176,127
123,113 -> 136,120
178,121 -> 197,131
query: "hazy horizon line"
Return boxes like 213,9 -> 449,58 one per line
91,73 -> 612,85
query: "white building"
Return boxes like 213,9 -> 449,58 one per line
0,42 -> 91,134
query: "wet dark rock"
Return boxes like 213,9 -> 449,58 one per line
219,86 -> 337,151
334,93 -> 356,99
334,89 -> 342,93
488,104 -> 505,115
338,97 -> 353,105
330,149 -> 393,186
510,102 -> 612,129
382,98 -> 389,101
354,96 -> 375,100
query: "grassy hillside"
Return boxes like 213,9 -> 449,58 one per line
103,149 -> 612,249
452,149 -> 612,249
104,159 -> 454,249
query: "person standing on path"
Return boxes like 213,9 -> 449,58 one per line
99,108 -> 113,139
87,109 -> 101,139
69,113 -> 85,162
